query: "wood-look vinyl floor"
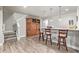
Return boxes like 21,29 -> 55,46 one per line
0,37 -> 77,53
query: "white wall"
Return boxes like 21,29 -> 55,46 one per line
0,7 -> 4,45
4,13 -> 16,31
17,19 -> 26,38
13,13 -> 27,40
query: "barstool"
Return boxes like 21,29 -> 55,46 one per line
45,28 -> 52,45
39,29 -> 44,41
57,29 -> 68,51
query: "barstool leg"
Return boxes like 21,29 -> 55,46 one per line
57,38 -> 59,46
58,38 -> 61,50
50,35 -> 52,45
39,35 -> 41,41
66,44 -> 68,51
42,34 -> 44,41
46,35 -> 48,44
64,39 -> 68,51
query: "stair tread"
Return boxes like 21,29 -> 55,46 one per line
4,32 -> 16,35
4,36 -> 16,39
4,33 -> 16,36
4,37 -> 17,40
4,31 -> 17,40
4,35 -> 16,37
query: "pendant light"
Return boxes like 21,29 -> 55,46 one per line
49,8 -> 53,19
43,10 -> 46,19
42,10 -> 48,27
59,6 -> 62,21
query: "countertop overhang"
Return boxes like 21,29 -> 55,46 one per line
41,28 -> 79,31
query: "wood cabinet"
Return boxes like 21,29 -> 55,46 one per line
26,18 -> 40,37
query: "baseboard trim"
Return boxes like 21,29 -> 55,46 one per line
0,43 -> 3,46
68,45 -> 79,50
52,40 -> 79,50
20,35 -> 26,38
17,37 -> 20,41
17,35 -> 26,40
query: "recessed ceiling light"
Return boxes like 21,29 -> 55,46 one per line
65,9 -> 69,11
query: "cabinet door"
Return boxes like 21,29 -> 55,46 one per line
26,18 -> 32,36
36,23 -> 40,35
26,18 -> 40,36
31,22 -> 36,35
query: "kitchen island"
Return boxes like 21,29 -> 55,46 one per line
41,27 -> 79,50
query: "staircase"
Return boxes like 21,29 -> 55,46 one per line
4,31 -> 17,42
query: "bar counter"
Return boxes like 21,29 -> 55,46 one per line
41,27 -> 79,31
41,27 -> 79,50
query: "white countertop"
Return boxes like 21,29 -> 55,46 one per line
41,27 -> 79,31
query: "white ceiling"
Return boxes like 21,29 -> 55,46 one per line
4,6 -> 77,17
